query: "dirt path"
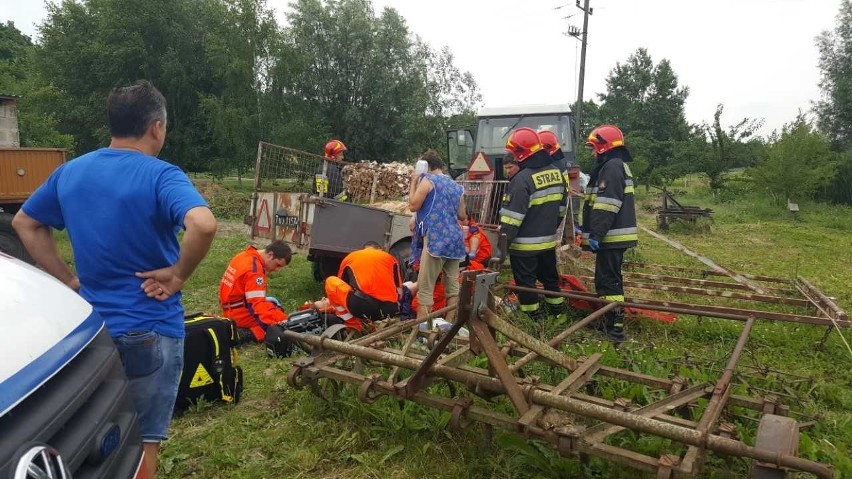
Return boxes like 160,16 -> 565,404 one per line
216,219 -> 251,240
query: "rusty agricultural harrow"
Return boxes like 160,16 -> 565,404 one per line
285,265 -> 848,478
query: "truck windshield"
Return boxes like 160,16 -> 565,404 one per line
474,115 -> 572,157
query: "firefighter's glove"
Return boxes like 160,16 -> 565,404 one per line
588,238 -> 600,252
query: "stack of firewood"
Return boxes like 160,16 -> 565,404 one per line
343,161 -> 412,201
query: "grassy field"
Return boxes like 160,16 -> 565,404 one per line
55,177 -> 852,478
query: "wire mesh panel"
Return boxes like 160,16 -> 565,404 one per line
255,141 -> 328,194
457,180 -> 509,227
254,142 -> 413,204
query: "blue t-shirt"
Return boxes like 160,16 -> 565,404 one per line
22,148 -> 209,338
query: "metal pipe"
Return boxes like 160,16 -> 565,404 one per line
504,284 -> 843,327
509,302 -> 618,372
482,307 -> 577,371
529,390 -> 833,478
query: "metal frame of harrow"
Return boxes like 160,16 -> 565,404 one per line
285,268 -> 847,478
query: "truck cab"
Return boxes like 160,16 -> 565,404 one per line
447,104 -> 574,180
0,253 -> 146,479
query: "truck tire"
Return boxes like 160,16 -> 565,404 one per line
0,213 -> 34,264
389,239 -> 414,282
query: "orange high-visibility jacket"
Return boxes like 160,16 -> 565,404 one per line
219,246 -> 286,341
465,226 -> 492,265
338,248 -> 401,303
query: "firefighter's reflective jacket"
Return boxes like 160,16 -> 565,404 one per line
314,160 -> 348,201
499,151 -> 568,256
581,151 -> 638,251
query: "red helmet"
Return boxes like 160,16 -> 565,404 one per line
323,139 -> 347,159
505,128 -> 543,162
585,125 -> 625,155
537,130 -> 561,155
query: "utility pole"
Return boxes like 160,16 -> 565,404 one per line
567,0 -> 592,150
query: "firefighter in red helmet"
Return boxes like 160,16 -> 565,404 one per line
500,128 -> 569,322
581,124 -> 637,342
315,139 -> 349,201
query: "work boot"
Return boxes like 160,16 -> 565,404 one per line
545,300 -> 570,325
524,306 -> 548,323
604,308 -> 627,342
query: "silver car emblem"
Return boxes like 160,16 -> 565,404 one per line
14,445 -> 71,479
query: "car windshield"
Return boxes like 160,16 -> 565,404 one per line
474,114 -> 572,157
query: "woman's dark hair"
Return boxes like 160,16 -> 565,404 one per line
420,149 -> 445,171
107,80 -> 167,138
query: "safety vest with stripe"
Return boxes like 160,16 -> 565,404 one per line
499,151 -> 568,257
581,153 -> 638,251
218,246 -> 286,341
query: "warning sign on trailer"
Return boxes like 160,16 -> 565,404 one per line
467,152 -> 492,178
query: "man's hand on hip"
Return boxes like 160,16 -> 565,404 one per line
136,266 -> 186,301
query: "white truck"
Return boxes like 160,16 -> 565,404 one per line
0,253 -> 146,478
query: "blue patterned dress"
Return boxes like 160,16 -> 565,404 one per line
410,173 -> 466,262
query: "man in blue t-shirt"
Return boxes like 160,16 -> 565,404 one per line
13,80 -> 217,479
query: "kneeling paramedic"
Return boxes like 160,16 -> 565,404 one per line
500,128 -> 569,321
581,125 -> 638,342
219,241 -> 292,342
317,241 -> 402,332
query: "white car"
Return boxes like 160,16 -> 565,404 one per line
0,253 -> 146,479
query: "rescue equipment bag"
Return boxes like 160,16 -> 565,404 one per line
175,313 -> 244,412
264,309 -> 344,358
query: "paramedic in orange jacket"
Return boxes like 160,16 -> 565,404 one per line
315,241 -> 402,332
219,241 -> 292,341
461,219 -> 492,271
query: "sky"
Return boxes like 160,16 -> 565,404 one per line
1,0 -> 843,137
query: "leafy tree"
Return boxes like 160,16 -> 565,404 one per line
748,116 -> 837,205
815,0 -> 852,150
595,48 -> 690,183
279,0 -> 480,161
0,22 -> 73,150
696,104 -> 763,193
200,0 -> 279,181
36,0 -> 222,168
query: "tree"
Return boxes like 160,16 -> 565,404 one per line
0,22 -> 73,150
595,48 -> 690,183
278,0 -> 480,161
748,116 -> 837,205
815,0 -> 852,150
697,104 -> 763,193
36,0 -> 222,168
200,0 -> 279,181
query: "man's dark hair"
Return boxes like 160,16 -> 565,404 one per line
503,153 -> 518,165
362,241 -> 382,249
420,149 -> 445,171
107,80 -> 167,138
266,241 -> 292,263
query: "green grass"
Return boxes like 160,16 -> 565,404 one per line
50,176 -> 852,478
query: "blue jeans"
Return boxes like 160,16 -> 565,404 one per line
114,331 -> 184,442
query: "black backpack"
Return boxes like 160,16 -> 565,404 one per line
175,313 -> 244,412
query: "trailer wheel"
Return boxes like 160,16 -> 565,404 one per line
751,414 -> 798,479
389,239 -> 413,281
0,214 -> 34,264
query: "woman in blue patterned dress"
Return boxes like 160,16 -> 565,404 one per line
408,149 -> 467,323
